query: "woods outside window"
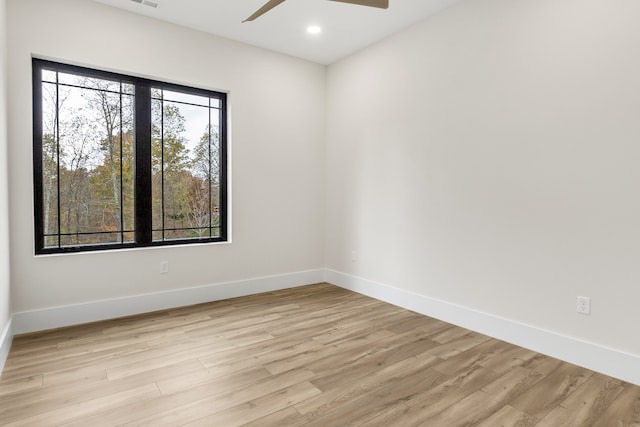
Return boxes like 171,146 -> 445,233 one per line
32,59 -> 227,254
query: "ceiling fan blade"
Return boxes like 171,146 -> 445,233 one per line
243,0 -> 287,22
328,0 -> 389,9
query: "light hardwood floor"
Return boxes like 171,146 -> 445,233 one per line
1,283 -> 639,426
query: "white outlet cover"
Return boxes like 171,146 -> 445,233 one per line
577,296 -> 591,315
160,261 -> 169,274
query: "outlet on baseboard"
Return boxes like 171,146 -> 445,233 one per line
160,261 -> 169,274
577,296 -> 591,315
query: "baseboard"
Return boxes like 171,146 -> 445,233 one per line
12,269 -> 325,335
326,269 -> 640,386
0,317 -> 13,374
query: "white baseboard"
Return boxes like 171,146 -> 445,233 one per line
0,317 -> 13,374
326,269 -> 640,386
12,269 -> 325,335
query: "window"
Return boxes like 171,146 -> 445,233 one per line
33,59 -> 227,254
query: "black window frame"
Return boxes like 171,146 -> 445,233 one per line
33,58 -> 228,255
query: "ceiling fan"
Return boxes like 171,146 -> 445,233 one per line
243,0 -> 389,22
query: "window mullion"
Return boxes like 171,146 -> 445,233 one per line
32,64 -> 45,252
134,83 -> 152,245
119,83 -> 124,244
219,97 -> 227,241
55,72 -> 61,249
208,99 -> 212,238
161,91 -> 165,241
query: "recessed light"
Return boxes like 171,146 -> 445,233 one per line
307,26 -> 322,35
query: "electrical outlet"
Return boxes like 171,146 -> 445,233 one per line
351,250 -> 357,262
577,296 -> 591,315
160,261 -> 169,274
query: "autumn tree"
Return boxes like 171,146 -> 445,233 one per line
185,124 -> 222,236
81,79 -> 134,234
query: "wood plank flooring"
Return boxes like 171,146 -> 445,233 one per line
1,283 -> 639,426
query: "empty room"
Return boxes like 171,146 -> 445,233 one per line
1,0 -> 640,425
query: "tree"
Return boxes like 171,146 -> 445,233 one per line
151,101 -> 193,238
89,130 -> 135,239
57,114 -> 96,244
41,81 -> 74,241
81,79 -> 134,233
186,124 -> 222,236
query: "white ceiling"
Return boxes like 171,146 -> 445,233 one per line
93,0 -> 462,65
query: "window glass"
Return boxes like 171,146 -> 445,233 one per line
151,89 -> 221,241
33,59 -> 227,254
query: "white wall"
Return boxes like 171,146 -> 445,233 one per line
7,0 -> 326,314
326,0 -> 640,356
0,0 -> 12,365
